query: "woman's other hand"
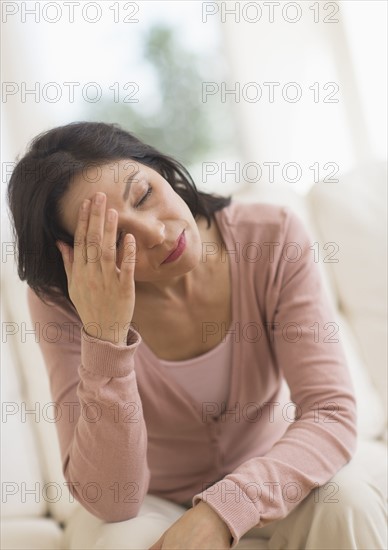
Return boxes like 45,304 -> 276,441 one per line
56,192 -> 136,346
148,501 -> 232,550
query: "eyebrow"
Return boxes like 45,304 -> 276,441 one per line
122,170 -> 140,201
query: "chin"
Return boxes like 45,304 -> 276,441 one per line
187,238 -> 203,266
173,251 -> 201,274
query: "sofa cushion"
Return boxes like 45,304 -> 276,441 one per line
335,311 -> 385,439
1,260 -> 79,524
307,161 -> 387,425
1,297 -> 47,519
0,518 -> 63,550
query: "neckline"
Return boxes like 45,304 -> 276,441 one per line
146,327 -> 234,367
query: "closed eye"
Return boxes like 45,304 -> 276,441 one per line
136,185 -> 152,208
116,185 -> 153,248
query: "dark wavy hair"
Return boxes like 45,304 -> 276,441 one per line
6,121 -> 232,308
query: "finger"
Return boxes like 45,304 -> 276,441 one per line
119,234 -> 136,290
100,208 -> 119,269
85,193 -> 106,266
73,199 -> 91,265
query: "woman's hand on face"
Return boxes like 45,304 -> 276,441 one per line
56,192 -> 136,346
148,501 -> 232,550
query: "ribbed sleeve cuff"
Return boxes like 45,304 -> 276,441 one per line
81,326 -> 142,377
192,479 -> 261,548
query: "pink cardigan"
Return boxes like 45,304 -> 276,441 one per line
27,202 -> 357,547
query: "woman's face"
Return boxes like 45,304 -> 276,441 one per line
58,159 -> 203,283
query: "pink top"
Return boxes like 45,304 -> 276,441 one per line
27,202 -> 357,548
149,330 -> 233,414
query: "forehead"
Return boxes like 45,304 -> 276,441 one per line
76,159 -> 142,191
58,159 -> 146,235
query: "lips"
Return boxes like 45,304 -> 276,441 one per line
162,230 -> 186,264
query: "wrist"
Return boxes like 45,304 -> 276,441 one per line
195,501 -> 233,545
82,327 -> 128,346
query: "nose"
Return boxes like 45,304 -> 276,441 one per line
133,217 -> 166,249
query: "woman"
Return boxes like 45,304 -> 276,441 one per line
7,122 -> 386,549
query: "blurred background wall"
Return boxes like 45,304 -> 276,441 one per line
1,0 -> 387,242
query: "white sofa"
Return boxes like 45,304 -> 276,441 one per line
1,161 -> 387,550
